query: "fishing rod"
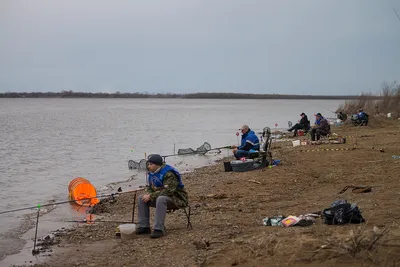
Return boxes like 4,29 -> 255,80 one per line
394,8 -> 400,24
213,145 -> 232,150
0,188 -> 144,216
320,107 -> 337,114
160,146 -> 232,158
133,143 -> 233,161
64,219 -> 133,224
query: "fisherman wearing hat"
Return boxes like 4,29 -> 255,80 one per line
136,154 -> 188,238
287,112 -> 310,136
231,125 -> 260,159
310,113 -> 331,141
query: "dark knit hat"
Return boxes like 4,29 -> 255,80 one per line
316,112 -> 322,117
147,154 -> 163,166
300,112 -> 305,116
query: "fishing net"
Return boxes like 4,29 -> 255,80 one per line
177,142 -> 212,155
128,159 -> 147,170
128,142 -> 217,171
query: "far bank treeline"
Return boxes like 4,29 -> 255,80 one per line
0,91 -> 378,100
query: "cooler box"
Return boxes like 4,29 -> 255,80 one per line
230,159 -> 255,172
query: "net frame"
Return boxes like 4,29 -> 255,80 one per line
128,142 -> 223,171
128,159 -> 148,170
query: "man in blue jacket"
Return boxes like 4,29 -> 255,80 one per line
357,108 -> 369,125
136,154 -> 188,238
231,125 -> 260,159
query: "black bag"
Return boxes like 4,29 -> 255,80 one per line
323,203 -> 365,225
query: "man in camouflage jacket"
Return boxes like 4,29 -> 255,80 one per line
136,154 -> 188,238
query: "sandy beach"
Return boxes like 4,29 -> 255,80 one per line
16,119 -> 400,267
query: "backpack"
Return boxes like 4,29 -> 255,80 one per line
323,203 -> 365,225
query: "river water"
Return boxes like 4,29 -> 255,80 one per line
0,98 -> 344,265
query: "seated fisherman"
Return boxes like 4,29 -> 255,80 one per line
136,154 -> 188,238
310,113 -> 331,141
337,111 -> 347,122
357,108 -> 369,125
231,125 -> 260,159
287,112 -> 310,136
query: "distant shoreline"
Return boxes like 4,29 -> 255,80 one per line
0,91 -> 380,100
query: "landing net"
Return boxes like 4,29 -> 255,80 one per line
128,142 -> 223,171
177,142 -> 212,155
128,159 -> 147,170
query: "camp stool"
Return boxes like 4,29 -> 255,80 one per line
318,131 -> 331,141
167,204 -> 192,230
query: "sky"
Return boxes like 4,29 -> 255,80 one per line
0,0 -> 399,95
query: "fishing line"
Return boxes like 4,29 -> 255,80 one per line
394,8 -> 400,24
0,189 -> 144,216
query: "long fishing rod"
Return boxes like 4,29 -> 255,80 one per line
394,8 -> 400,24
132,143 -> 233,162
159,148 -> 230,159
209,145 -> 231,151
320,107 -> 337,114
0,188 -> 144,216
64,219 -> 133,224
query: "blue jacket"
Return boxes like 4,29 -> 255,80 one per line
315,116 -> 325,125
239,130 -> 260,151
148,164 -> 184,189
358,111 -> 368,120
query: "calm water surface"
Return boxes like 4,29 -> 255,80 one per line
0,98 -> 344,264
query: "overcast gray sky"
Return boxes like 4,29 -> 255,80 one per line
1,0 -> 399,94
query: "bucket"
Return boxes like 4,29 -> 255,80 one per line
68,177 -> 100,206
223,162 -> 232,172
119,224 -> 136,240
298,130 -> 304,136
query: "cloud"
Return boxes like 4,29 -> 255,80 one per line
1,0 -> 399,94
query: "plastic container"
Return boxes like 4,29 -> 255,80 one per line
292,140 -> 300,147
298,130 -> 304,136
119,224 -> 136,240
230,159 -> 255,172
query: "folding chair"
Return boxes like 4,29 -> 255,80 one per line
167,205 -> 193,230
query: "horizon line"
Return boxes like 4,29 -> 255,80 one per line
0,91 -> 381,100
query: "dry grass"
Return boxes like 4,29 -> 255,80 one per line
337,81 -> 400,119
